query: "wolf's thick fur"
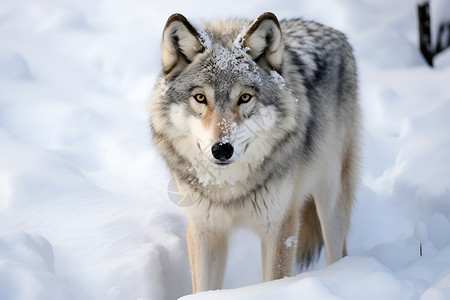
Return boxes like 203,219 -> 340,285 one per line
150,12 -> 360,293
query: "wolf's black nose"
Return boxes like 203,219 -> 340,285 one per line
211,142 -> 234,161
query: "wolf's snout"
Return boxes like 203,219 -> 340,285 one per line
211,142 -> 234,161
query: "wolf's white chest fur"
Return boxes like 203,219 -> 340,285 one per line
184,172 -> 302,235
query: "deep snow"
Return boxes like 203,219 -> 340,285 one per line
1,0 -> 450,300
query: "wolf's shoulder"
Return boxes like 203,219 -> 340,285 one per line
280,19 -> 348,46
279,19 -> 355,90
280,19 -> 351,52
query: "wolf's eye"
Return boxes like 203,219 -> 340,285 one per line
238,94 -> 252,105
193,94 -> 207,104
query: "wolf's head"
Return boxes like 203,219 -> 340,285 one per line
151,13 -> 299,185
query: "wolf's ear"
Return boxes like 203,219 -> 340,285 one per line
162,14 -> 204,74
244,12 -> 283,71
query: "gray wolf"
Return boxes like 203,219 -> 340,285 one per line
149,12 -> 360,293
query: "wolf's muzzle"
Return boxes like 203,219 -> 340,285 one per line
211,142 -> 234,162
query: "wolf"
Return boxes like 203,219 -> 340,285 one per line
149,12 -> 360,293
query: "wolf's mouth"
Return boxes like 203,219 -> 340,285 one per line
212,160 -> 233,167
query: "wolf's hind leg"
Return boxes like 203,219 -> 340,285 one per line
296,197 -> 324,270
187,223 -> 229,293
314,145 -> 356,265
314,191 -> 349,265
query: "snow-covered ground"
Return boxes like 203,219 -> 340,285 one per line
1,0 -> 450,299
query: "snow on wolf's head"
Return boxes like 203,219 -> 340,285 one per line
151,13 -> 296,182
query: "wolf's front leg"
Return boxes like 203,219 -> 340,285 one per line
261,205 -> 298,281
187,223 -> 229,293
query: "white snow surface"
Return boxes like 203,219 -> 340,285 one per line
1,1 -> 450,300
